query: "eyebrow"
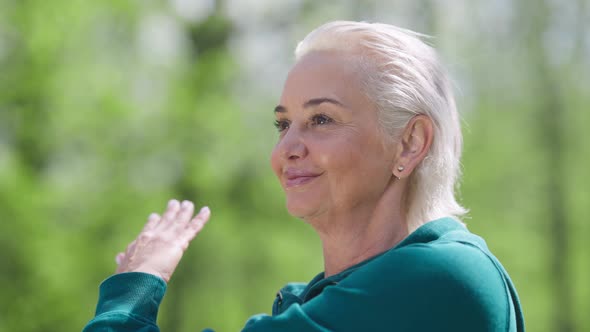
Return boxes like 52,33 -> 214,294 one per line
274,97 -> 345,114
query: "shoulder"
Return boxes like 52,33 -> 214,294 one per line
385,237 -> 505,286
338,237 -> 512,330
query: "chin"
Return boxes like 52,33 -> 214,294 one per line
285,197 -> 320,220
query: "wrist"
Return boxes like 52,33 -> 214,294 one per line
117,267 -> 169,283
96,272 -> 167,322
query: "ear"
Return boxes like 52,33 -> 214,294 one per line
392,115 -> 434,179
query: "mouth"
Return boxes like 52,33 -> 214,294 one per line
283,169 -> 322,189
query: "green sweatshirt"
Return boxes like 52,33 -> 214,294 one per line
83,217 -> 525,331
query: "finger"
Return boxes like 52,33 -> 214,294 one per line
191,206 -> 211,227
142,213 -> 161,232
185,206 -> 211,241
176,200 -> 195,224
126,240 -> 137,254
161,199 -> 181,222
115,252 -> 125,265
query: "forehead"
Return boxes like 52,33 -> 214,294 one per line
280,51 -> 366,105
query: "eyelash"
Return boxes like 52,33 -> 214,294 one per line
312,114 -> 332,126
274,119 -> 290,132
274,114 -> 333,132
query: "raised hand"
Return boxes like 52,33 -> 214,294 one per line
114,199 -> 211,283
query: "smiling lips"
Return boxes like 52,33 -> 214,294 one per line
284,168 -> 322,188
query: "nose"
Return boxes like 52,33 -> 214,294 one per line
276,127 -> 307,161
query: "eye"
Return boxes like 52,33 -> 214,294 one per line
311,114 -> 332,126
274,119 -> 290,132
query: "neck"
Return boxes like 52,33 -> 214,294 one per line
310,179 -> 410,277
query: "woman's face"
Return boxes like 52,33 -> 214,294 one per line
271,51 -> 397,221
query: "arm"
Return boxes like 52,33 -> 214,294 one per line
83,273 -> 166,332
84,202 -> 510,332
83,200 -> 210,332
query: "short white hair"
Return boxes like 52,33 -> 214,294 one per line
295,21 -> 467,230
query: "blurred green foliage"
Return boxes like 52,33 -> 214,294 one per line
0,1 -> 588,332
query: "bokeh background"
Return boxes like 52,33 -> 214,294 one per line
1,0 -> 589,331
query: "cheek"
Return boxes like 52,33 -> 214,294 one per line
317,151 -> 331,166
323,138 -> 362,171
270,145 -> 282,178
325,138 -> 383,187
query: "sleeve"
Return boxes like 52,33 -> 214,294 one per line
241,242 -> 512,332
82,272 -> 167,332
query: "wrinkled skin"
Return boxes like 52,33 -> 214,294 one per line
115,200 -> 210,283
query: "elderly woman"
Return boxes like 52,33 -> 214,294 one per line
84,21 -> 525,332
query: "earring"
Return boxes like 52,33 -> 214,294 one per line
395,166 -> 404,180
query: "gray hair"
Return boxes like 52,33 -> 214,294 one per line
294,21 -> 467,230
